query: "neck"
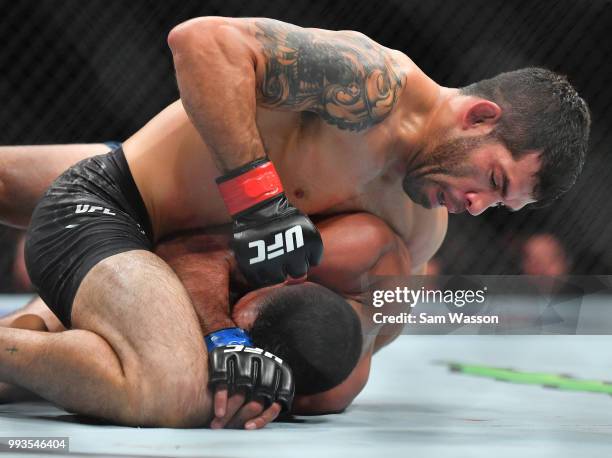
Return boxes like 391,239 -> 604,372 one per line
390,84 -> 460,175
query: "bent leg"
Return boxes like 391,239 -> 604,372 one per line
0,248 -> 212,418
73,250 -> 212,426
14,147 -> 212,426
0,252 -> 213,426
0,143 -> 111,227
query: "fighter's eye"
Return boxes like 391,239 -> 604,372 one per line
490,171 -> 497,189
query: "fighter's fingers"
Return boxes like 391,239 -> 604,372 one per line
214,386 -> 228,418
225,400 -> 265,429
244,402 -> 282,430
210,390 -> 246,429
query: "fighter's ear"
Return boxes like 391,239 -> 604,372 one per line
462,99 -> 501,130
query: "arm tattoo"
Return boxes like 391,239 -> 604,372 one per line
253,20 -> 404,132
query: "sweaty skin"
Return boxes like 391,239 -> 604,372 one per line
0,17 -> 547,429
124,96 -> 444,271
0,212 -> 413,422
1,19 -> 546,270
124,17 -> 451,270
157,211 -> 414,419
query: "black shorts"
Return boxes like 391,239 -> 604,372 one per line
25,147 -> 153,328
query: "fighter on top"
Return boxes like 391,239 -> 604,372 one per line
167,17 -> 590,285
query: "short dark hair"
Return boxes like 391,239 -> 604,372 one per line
461,67 -> 591,207
249,283 -> 362,395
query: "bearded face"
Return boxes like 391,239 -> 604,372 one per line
402,135 -> 490,209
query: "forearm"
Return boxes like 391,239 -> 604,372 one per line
168,17 -> 403,172
168,18 -> 265,172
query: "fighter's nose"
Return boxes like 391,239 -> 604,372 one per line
465,193 -> 488,216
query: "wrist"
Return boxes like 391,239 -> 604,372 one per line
205,327 -> 254,352
216,158 -> 284,216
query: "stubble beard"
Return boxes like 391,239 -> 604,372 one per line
402,135 -> 492,208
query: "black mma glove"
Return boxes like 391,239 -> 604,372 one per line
216,158 -> 323,286
205,328 -> 295,411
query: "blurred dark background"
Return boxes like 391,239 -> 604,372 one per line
1,0 -> 611,291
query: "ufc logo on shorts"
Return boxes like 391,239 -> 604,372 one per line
223,344 -> 283,364
248,226 -> 304,265
75,204 -> 116,216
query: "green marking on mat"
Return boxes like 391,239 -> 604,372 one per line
446,362 -> 612,395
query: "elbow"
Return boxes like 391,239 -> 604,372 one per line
167,17 -> 228,54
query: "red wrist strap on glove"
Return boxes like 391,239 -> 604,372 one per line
216,159 -> 284,216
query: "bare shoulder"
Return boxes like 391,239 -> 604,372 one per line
244,18 -> 406,132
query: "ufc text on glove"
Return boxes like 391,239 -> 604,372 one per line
206,328 -> 295,411
216,158 -> 323,286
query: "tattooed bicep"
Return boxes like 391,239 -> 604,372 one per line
251,19 -> 404,132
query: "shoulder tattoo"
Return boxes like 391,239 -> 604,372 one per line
253,20 -> 404,132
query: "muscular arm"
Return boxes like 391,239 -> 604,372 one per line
168,17 -> 404,172
296,213 -> 412,414
309,213 -> 412,294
